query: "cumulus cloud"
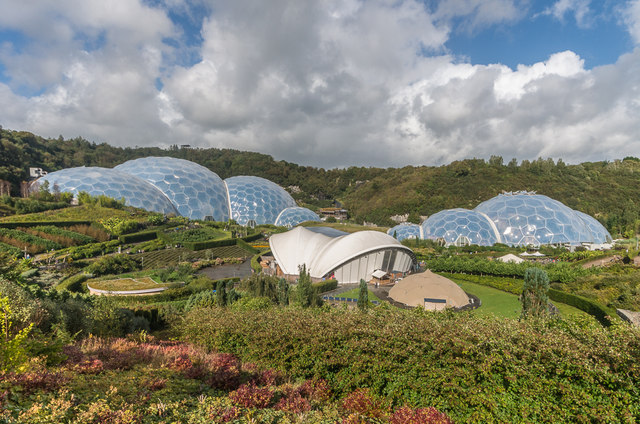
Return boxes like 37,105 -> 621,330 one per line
0,0 -> 639,168
624,0 -> 640,43
540,0 -> 593,27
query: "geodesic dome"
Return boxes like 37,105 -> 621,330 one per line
387,223 -> 422,241
225,176 -> 296,225
573,210 -> 612,244
274,207 -> 320,228
421,209 -> 500,246
474,193 -> 592,246
36,167 -> 178,215
114,157 -> 229,221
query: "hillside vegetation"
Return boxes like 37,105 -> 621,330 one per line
2,128 -> 640,234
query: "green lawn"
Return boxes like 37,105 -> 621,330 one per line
454,279 -> 594,320
334,288 -> 381,302
454,279 -> 521,318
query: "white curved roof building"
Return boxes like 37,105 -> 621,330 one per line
269,226 -> 417,284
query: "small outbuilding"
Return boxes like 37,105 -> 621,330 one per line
388,270 -> 470,310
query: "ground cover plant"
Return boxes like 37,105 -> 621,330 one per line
0,336 -> 453,423
183,305 -> 640,423
131,245 -> 250,269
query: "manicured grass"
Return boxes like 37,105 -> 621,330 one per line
336,287 -> 381,302
454,278 -> 594,320
88,276 -> 173,291
453,279 -> 521,318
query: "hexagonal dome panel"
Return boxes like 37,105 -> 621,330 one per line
36,167 -> 178,215
274,207 -> 320,228
574,210 -> 612,244
225,176 -> 296,225
387,223 -> 422,241
421,208 -> 500,246
474,193 -> 592,246
114,157 -> 229,221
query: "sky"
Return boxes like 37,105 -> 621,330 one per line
0,0 -> 639,168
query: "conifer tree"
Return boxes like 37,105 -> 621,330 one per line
357,279 -> 368,311
520,268 -> 550,320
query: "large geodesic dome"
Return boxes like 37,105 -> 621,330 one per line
274,207 -> 320,228
573,210 -> 612,244
114,157 -> 229,221
36,167 -> 178,215
474,193 -> 594,246
387,223 -> 422,241
421,209 -> 500,246
225,176 -> 297,225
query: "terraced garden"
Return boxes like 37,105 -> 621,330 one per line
131,245 -> 252,269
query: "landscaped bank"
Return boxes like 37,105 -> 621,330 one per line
183,306 -> 640,423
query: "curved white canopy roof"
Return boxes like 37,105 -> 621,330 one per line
269,226 -> 415,279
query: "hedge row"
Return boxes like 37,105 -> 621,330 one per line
312,279 -> 338,294
184,235 -> 263,252
548,289 -> 617,327
242,232 -> 263,243
56,273 -> 91,293
119,230 -> 159,244
0,220 -> 91,229
236,238 -> 259,255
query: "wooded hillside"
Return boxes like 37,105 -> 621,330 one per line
1,128 -> 639,235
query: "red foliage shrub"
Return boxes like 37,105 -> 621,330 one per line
62,345 -> 85,365
203,353 -> 241,390
389,406 -> 453,424
256,369 -> 282,387
229,383 -> 274,409
9,371 -> 68,394
74,359 -> 104,374
276,393 -> 312,413
342,388 -> 387,419
296,379 -> 331,403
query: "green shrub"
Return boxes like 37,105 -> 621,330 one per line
118,230 -> 158,244
231,296 -> 273,311
87,254 -> 140,276
185,290 -> 217,311
56,273 -> 90,293
548,289 -> 616,326
312,279 -> 338,294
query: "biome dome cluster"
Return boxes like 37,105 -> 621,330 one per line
35,157 -> 320,227
388,192 -> 611,247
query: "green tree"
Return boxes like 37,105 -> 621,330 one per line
296,264 -> 313,308
277,278 -> 289,306
216,280 -> 227,307
520,268 -> 550,320
357,279 -> 368,311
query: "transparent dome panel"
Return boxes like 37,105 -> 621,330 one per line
275,207 -> 320,228
574,210 -> 612,244
114,157 -> 229,221
225,176 -> 296,225
421,209 -> 499,246
387,223 -> 422,241
36,167 -> 178,215
475,193 -> 592,246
